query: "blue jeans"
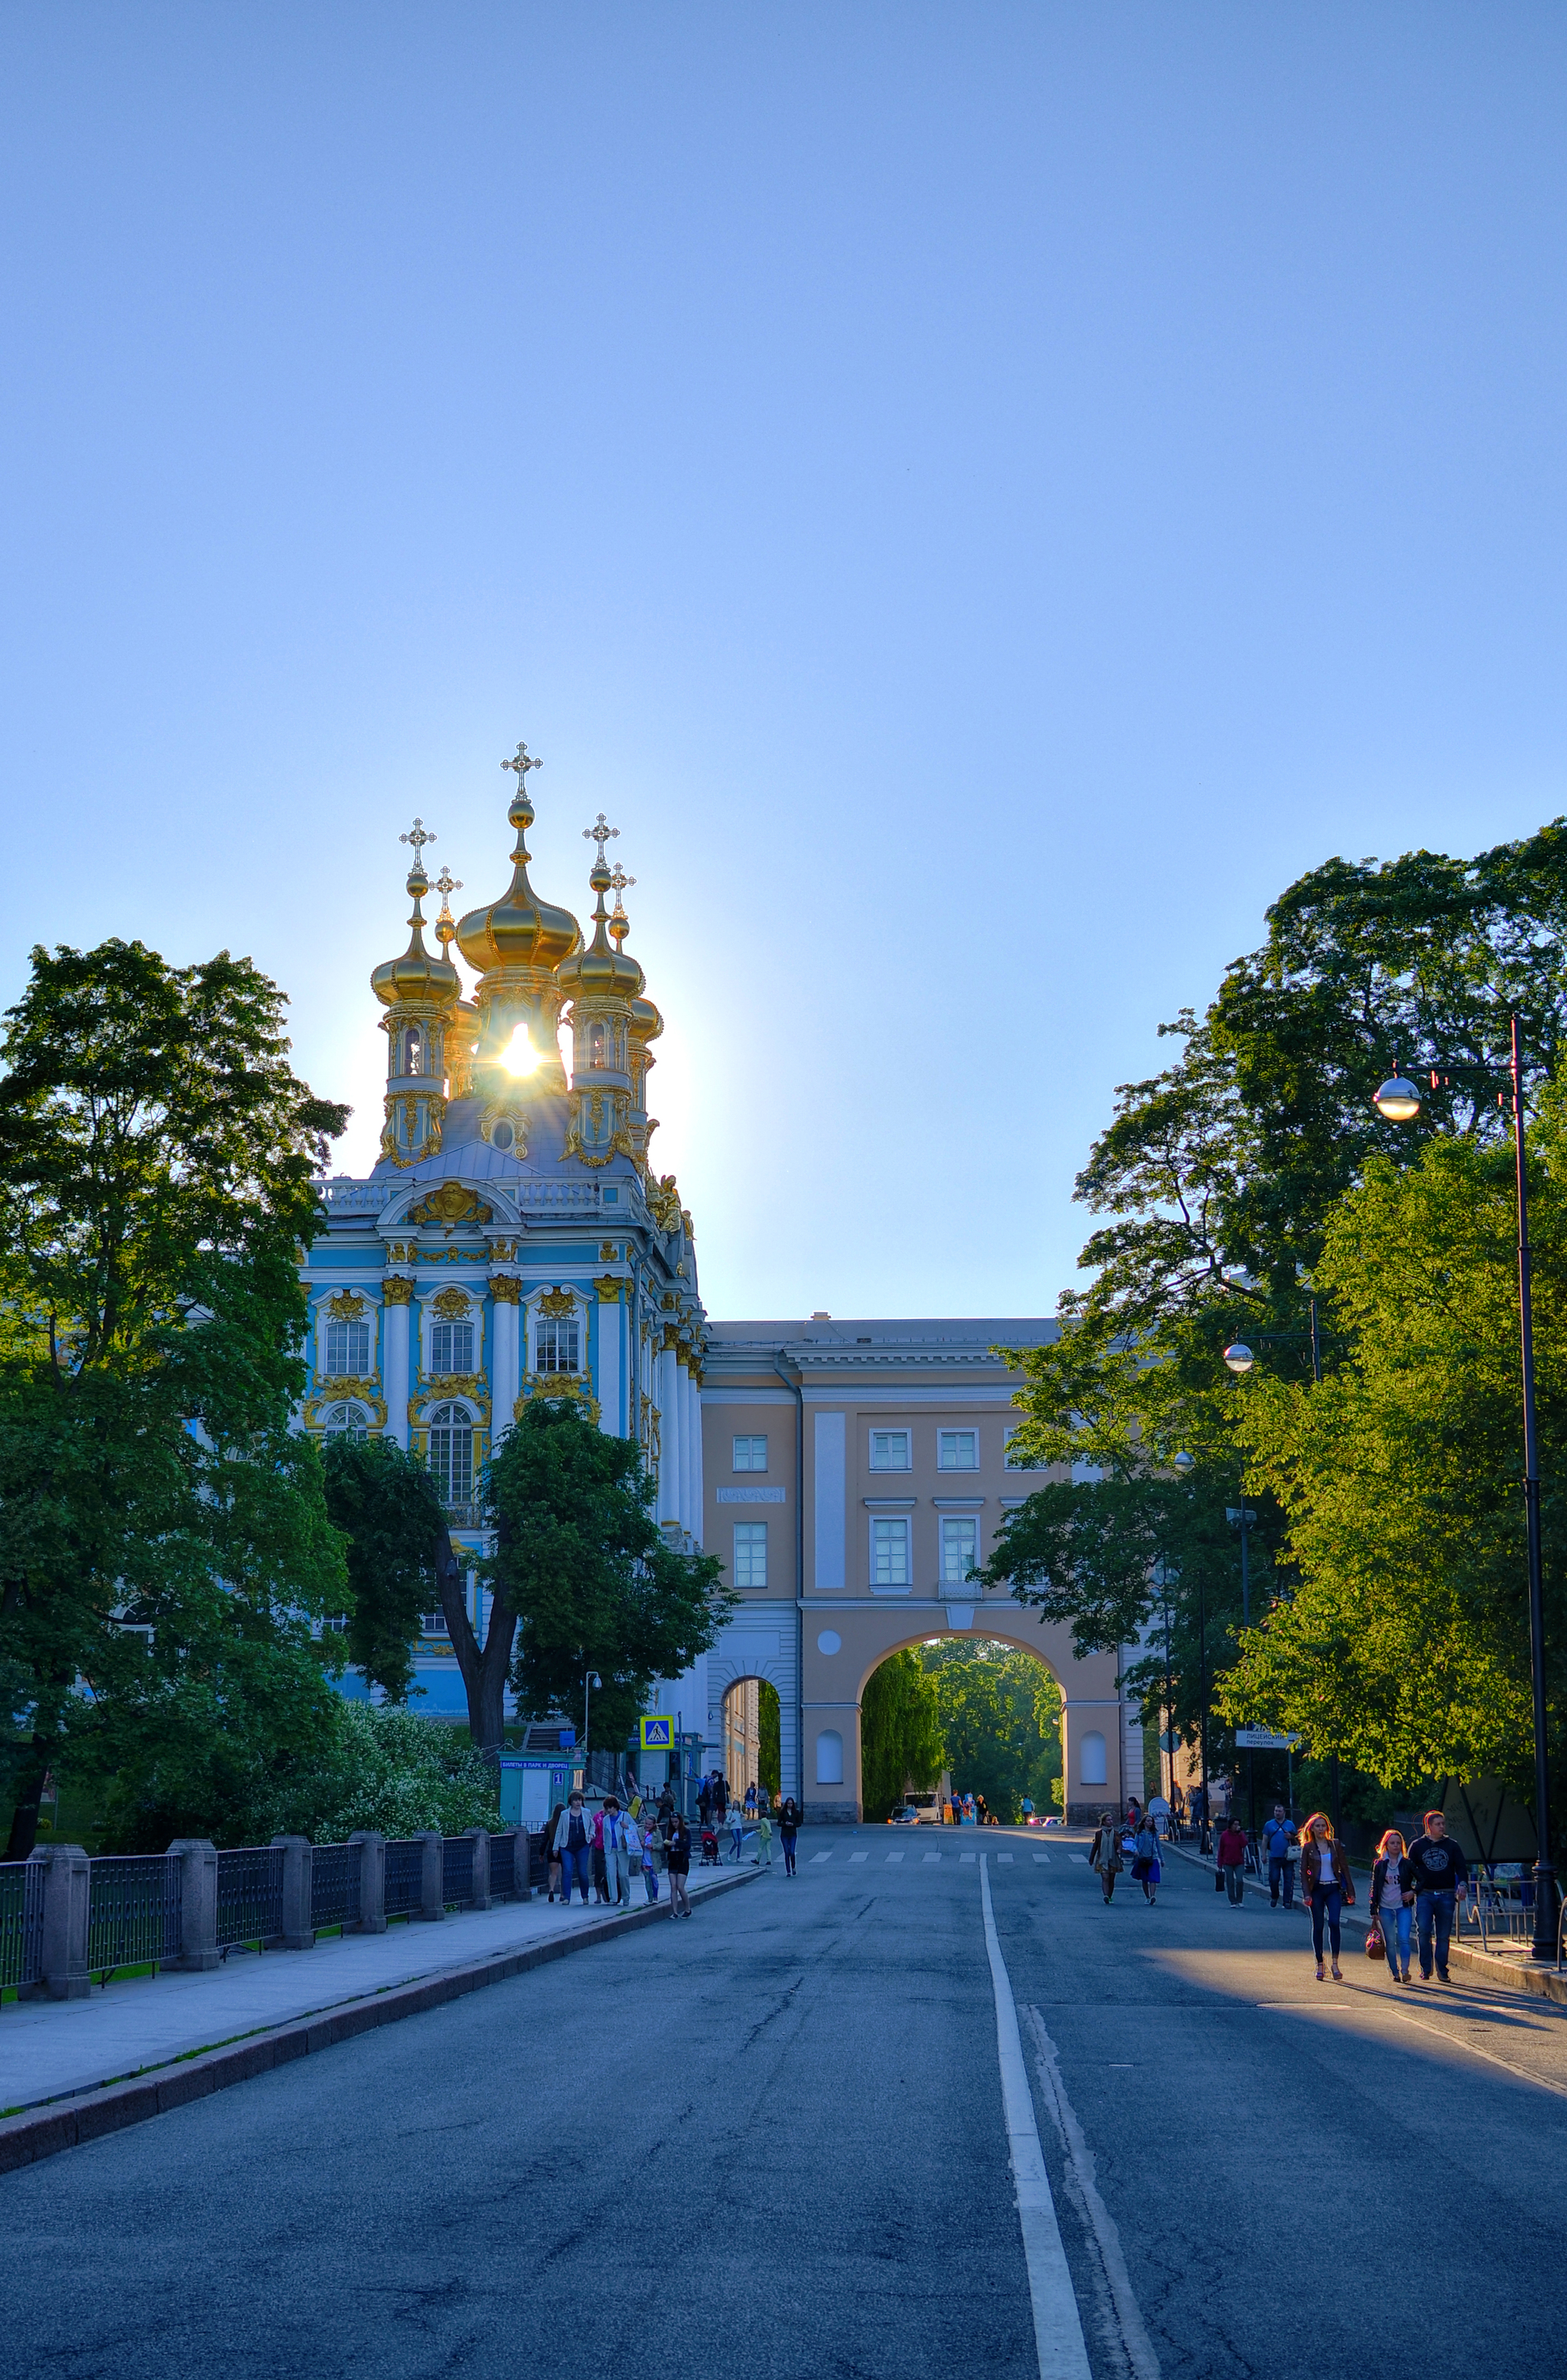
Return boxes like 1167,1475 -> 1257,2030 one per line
559,1845 -> 591,1903
1416,1889 -> 1456,1978
1310,1884 -> 1342,1962
643,1864 -> 659,1902
781,1833 -> 797,1875
1380,1900 -> 1412,1975
1269,1857 -> 1295,1908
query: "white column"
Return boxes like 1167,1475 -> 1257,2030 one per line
595,1291 -> 623,1437
490,1288 -> 520,1445
658,1341 -> 683,1525
382,1291 -> 411,1448
684,1365 -> 703,1544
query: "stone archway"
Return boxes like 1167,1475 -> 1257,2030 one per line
801,1594 -> 1131,1824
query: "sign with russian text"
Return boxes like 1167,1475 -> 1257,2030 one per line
1234,1728 -> 1301,1750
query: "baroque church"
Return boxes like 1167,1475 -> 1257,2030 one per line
301,744 -> 1142,1825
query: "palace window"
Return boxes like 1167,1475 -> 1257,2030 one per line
321,1402 -> 369,1441
868,1430 -> 911,1472
871,1516 -> 910,1587
733,1522 -> 768,1589
588,1021 -> 606,1067
401,1024 -> 425,1076
937,1430 -> 978,1471
430,1318 -> 474,1376
422,1607 -> 450,1637
324,1318 -> 370,1376
427,1402 -> 474,1506
732,1434 -> 768,1473
940,1516 -> 979,1584
536,1311 -> 581,1374
1005,1431 -> 1041,1470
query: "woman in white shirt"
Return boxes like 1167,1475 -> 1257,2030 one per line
1299,1812 -> 1355,1981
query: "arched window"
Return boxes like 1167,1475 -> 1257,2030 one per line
321,1402 -> 369,1441
427,1402 -> 474,1506
429,1313 -> 474,1375
816,1728 -> 844,1786
1079,1730 -> 1107,1786
324,1317 -> 370,1376
402,1024 -> 424,1076
588,1021 -> 606,1067
535,1306 -> 580,1375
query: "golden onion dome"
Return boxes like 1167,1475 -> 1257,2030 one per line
559,849 -> 645,1005
371,864 -> 462,1010
454,782 -> 580,976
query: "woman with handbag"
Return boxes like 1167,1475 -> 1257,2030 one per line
1370,1828 -> 1415,1984
1132,1815 -> 1161,1906
1089,1812 -> 1123,1903
1300,1811 -> 1355,1981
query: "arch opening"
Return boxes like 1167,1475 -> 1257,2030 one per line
722,1677 -> 781,1801
858,1635 -> 1064,1825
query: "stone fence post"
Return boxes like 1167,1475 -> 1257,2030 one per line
167,1839 -> 219,1970
467,1828 -> 491,1910
414,1829 -> 445,1922
350,1831 -> 386,1933
272,1835 -> 316,1949
30,1843 -> 90,2000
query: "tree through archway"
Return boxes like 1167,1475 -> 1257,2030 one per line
859,1637 -> 1064,1822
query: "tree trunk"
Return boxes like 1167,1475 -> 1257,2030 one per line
433,1527 -> 517,1760
5,1741 -> 51,1861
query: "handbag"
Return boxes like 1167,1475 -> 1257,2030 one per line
1214,1864 -> 1226,1891
1365,1919 -> 1386,1960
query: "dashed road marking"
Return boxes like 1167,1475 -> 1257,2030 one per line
849,1851 -> 868,1864
810,1851 -> 832,1864
885,1851 -> 904,1863
999,1853 -> 1014,1864
1034,1853 -> 1051,1864
924,1852 -> 942,1864
961,1852 -> 977,1864
1068,1854 -> 1089,1864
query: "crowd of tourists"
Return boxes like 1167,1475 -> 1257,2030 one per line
1085,1793 -> 1473,1987
541,1773 -> 802,1921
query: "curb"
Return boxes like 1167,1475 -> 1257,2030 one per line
0,1865 -> 763,2179
1166,1843 -> 1567,2007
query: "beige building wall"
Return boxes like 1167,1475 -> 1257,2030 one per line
701,1317 -> 1137,1823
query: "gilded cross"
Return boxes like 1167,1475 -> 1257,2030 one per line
503,740 -> 542,783
584,812 -> 620,860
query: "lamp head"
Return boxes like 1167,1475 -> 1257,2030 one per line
1222,1343 -> 1256,1375
1373,1073 -> 1422,1122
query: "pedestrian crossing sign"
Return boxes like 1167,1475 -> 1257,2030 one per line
639,1716 -> 674,1750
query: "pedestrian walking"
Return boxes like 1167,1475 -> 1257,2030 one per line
591,1806 -> 612,1903
712,1770 -> 729,1824
1217,1816 -> 1249,1905
778,1796 -> 800,1877
744,1781 -> 757,1818
1132,1815 -> 1161,1905
666,1815 -> 692,1918
616,1804 -> 641,1908
552,1791 -> 594,1907
657,1783 -> 675,1831
544,1802 -> 565,1903
1370,1829 -> 1415,1984
1089,1812 -> 1123,1903
697,1777 -> 713,1828
1262,1804 -> 1298,1910
755,1805 -> 773,1867
1300,1810 -> 1355,1981
1407,1810 -> 1469,1982
728,1805 -> 745,1864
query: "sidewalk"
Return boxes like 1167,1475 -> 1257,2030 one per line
2,1857 -> 767,2120
1168,1841 -> 1567,2007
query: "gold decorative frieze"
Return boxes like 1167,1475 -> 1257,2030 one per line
595,1275 -> 624,1302
383,1240 -> 415,1265
599,1242 -> 620,1262
516,1372 -> 601,1423
430,1286 -> 472,1319
325,1291 -> 369,1321
381,1278 -> 415,1305
489,1275 -> 522,1304
661,1323 -> 680,1352
410,1183 -> 494,1229
538,1286 -> 578,1317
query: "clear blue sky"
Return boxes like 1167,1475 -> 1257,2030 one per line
4,6 -> 1565,1320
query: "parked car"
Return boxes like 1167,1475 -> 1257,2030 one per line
888,1805 -> 920,1825
906,1794 -> 943,1825
1041,1814 -> 1065,1828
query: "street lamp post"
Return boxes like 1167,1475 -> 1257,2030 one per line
583,1670 -> 601,1767
1374,1023 -> 1558,1961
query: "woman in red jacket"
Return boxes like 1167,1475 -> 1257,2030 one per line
1217,1818 -> 1249,1904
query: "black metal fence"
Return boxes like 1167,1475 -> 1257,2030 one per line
441,1835 -> 476,1909
490,1832 -> 516,1900
309,1840 -> 363,1933
217,1845 -> 284,1951
384,1838 -> 424,1919
0,1859 -> 44,1993
88,1854 -> 183,1978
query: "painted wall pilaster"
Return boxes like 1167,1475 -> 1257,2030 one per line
657,1338 -> 683,1526
489,1275 -> 520,1443
380,1281 -> 413,1448
595,1277 -> 624,1437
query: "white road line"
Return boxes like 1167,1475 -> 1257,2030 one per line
1034,1854 -> 1051,1865
810,1851 -> 832,1864
1022,2004 -> 1161,2380
886,1851 -> 904,1864
960,1851 -> 977,1864
978,1855 -> 1092,2380
924,1852 -> 942,1864
849,1852 -> 868,1864
999,1854 -> 1015,1864
1068,1854 -> 1088,1865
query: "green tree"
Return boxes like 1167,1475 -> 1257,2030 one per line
490,1397 -> 734,1763
920,1641 -> 1061,1822
859,1650 -> 944,1820
758,1678 -> 781,1799
321,1433 -> 446,1702
0,939 -> 350,1855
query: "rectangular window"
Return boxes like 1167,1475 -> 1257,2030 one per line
868,1430 -> 911,1472
941,1516 -> 979,1584
536,1314 -> 581,1373
733,1522 -> 768,1590
872,1516 -> 910,1586
1005,1431 -> 1039,1470
324,1320 -> 370,1377
429,1320 -> 474,1376
732,1434 -> 768,1473
937,1430 -> 978,1470
422,1610 -> 450,1637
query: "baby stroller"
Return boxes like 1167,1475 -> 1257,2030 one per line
699,1825 -> 722,1867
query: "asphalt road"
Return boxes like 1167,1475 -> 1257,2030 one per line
5,1831 -> 1567,2380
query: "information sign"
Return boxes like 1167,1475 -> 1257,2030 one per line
639,1715 -> 675,1750
1234,1728 -> 1301,1750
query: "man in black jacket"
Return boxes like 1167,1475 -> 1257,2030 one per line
1408,1810 -> 1470,1983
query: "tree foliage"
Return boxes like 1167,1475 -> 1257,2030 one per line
490,1398 -> 734,1760
921,1641 -> 1062,1824
859,1650 -> 944,1821
321,1434 -> 447,1703
0,940 -> 350,1856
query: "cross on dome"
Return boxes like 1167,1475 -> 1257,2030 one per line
584,812 -> 619,858
608,862 -> 635,896
502,740 -> 542,783
399,818 -> 435,864
434,865 -> 463,901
